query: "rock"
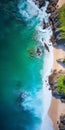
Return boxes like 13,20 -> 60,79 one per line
44,43 -> 50,52
49,70 -> 65,98
47,5 -> 56,13
36,47 -> 42,56
50,34 -> 57,45
58,115 -> 65,130
33,0 -> 45,8
46,0 -> 59,45
57,58 -> 65,67
46,0 -> 59,13
61,98 -> 65,103
43,19 -> 49,29
28,49 -> 35,57
38,0 -> 45,8
16,92 -> 24,106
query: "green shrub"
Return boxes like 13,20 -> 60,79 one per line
63,59 -> 65,63
58,4 -> 65,39
57,75 -> 65,94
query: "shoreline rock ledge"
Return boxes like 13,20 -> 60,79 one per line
47,0 -> 59,46
33,0 -> 45,8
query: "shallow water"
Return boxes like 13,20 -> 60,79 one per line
0,0 -> 53,130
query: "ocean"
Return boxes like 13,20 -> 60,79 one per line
0,0 -> 54,130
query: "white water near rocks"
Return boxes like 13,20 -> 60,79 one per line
18,0 -> 54,130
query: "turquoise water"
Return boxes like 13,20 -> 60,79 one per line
0,4 -> 44,129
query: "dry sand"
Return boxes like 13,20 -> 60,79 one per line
57,0 -> 65,8
49,98 -> 59,130
49,97 -> 65,130
53,44 -> 65,72
48,45 -> 65,129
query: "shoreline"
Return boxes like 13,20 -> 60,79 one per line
48,0 -> 65,130
53,44 -> 65,72
48,97 -> 59,130
48,44 -> 65,130
57,0 -> 65,8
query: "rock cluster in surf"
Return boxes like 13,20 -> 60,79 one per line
33,0 -> 45,8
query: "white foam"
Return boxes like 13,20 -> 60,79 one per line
18,0 -> 54,129
21,89 -> 44,117
18,0 -> 39,22
42,114 -> 54,130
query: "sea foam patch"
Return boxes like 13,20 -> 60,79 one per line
18,0 -> 54,129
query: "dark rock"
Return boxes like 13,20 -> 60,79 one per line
50,34 -> 57,45
61,98 -> 65,103
28,49 -> 35,57
38,0 -> 45,8
46,0 -> 59,45
33,0 -> 45,8
16,92 -> 24,106
36,47 -> 42,56
58,115 -> 65,130
43,19 -> 49,29
49,70 -> 65,98
44,43 -> 50,52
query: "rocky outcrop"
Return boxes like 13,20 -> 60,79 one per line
57,58 -> 65,68
38,0 -> 45,8
47,0 -> 59,13
57,58 -> 65,63
44,43 -> 50,52
43,19 -> 49,29
36,47 -> 42,56
47,0 -> 59,45
58,115 -> 65,130
28,46 -> 44,57
50,34 -> 57,45
60,97 -> 65,103
28,49 -> 35,57
33,0 -> 45,8
49,70 -> 65,98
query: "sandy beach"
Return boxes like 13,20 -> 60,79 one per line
57,0 -> 65,8
49,97 -> 65,130
48,0 -> 65,130
53,44 -> 65,72
49,45 -> 65,130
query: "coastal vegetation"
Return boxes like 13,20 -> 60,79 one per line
57,75 -> 65,94
58,4 -> 65,39
63,59 -> 65,63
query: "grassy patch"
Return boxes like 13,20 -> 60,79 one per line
57,75 -> 65,94
58,4 -> 65,40
63,59 -> 65,63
